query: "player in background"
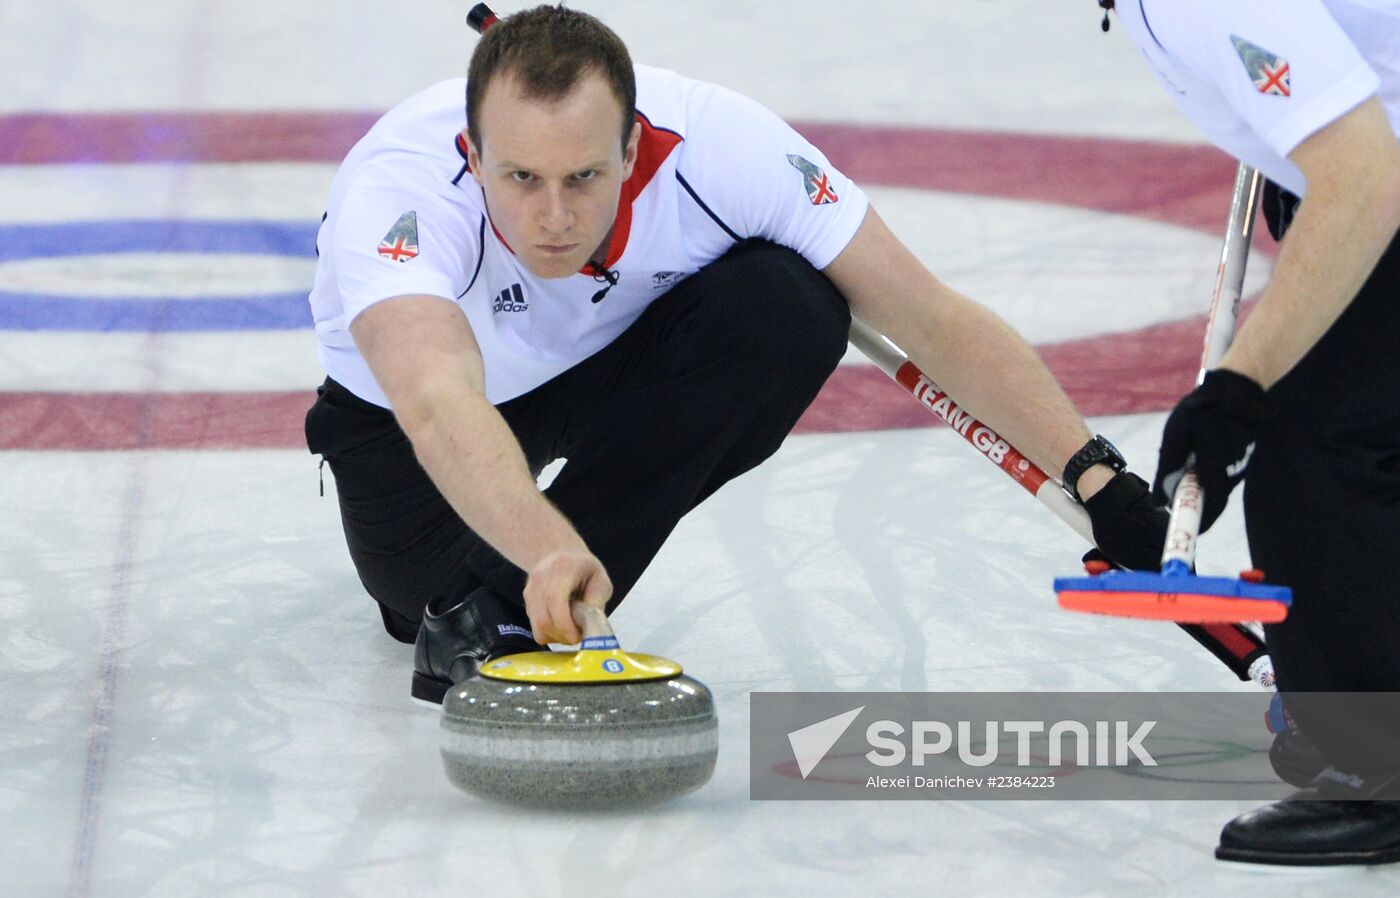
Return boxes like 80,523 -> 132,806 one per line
1099,0 -> 1400,867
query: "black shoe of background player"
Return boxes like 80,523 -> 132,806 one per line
1270,725 -> 1327,789
411,586 -> 543,706
1216,767 -> 1400,866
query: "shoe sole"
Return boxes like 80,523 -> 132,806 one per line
1216,844 -> 1400,866
410,643 -> 541,708
411,671 -> 450,706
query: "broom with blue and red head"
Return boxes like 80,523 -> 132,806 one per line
1054,164 -> 1291,625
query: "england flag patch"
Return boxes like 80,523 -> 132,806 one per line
377,211 -> 420,262
786,154 -> 839,205
1231,36 -> 1291,97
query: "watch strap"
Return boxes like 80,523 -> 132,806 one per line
1063,435 -> 1126,501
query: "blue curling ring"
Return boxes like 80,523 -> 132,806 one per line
0,220 -> 318,332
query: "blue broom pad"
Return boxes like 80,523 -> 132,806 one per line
1053,569 -> 1292,605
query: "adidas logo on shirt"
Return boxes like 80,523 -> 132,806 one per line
492,283 -> 527,313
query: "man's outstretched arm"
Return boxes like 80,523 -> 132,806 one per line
823,207 -> 1116,500
351,294 -> 610,644
1220,96 -> 1400,389
1148,96 -> 1400,529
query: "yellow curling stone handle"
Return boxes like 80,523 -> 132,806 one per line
479,601 -> 683,684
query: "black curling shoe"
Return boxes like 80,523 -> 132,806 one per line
412,587 -> 543,705
1216,768 -> 1400,866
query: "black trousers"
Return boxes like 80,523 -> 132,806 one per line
305,241 -> 850,641
1247,227 -> 1400,773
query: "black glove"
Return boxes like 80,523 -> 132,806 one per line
1152,369 -> 1276,534
1082,471 -> 1169,572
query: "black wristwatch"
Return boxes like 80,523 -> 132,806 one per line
1062,434 -> 1127,502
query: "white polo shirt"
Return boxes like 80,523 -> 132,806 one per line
309,65 -> 869,408
1115,0 -> 1398,195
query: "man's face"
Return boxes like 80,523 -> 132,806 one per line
468,71 -> 639,279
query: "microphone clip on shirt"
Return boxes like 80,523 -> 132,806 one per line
587,260 -> 619,303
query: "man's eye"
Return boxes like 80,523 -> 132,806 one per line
511,171 -> 534,183
573,170 -> 597,182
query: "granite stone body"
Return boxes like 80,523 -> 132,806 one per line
440,674 -> 718,808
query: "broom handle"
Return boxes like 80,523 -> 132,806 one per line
1161,164 -> 1263,574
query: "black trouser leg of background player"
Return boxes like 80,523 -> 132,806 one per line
1246,230 -> 1400,775
306,241 -> 850,641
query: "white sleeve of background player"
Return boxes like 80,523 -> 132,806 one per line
330,183 -> 477,324
680,83 -> 868,270
1151,0 -> 1380,156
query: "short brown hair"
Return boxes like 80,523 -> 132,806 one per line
466,5 -> 636,154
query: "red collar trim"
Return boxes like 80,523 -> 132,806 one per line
597,112 -> 683,270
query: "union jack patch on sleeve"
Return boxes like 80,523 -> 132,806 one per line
1231,36 -> 1291,97
786,154 -> 839,205
377,211 -> 420,262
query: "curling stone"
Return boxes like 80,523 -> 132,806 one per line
439,602 -> 717,809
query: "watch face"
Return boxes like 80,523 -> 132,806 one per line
1097,436 -> 1126,468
